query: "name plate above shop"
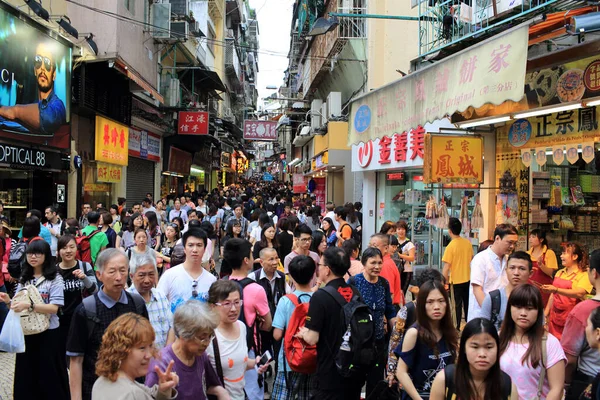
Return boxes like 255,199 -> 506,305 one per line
0,143 -> 65,170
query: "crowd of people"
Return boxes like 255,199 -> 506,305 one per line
0,180 -> 598,400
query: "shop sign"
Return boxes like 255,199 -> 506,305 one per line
293,174 -> 307,193
348,25 -> 528,145
263,172 -> 274,182
167,147 -> 192,175
211,148 -> 221,169
498,106 -> 600,152
221,152 -> 231,168
313,177 -> 326,208
177,111 -> 209,135
0,143 -> 62,168
424,135 -> 484,184
97,163 -> 122,183
314,151 -> 329,169
129,128 -> 160,162
95,116 -> 129,166
386,172 -> 406,184
243,120 -> 278,141
0,4 -> 72,149
84,183 -> 111,192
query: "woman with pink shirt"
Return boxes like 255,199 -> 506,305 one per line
499,284 -> 566,400
342,239 -> 364,277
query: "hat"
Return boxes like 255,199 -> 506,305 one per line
1,219 -> 12,236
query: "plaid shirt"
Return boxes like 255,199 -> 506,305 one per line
127,286 -> 172,349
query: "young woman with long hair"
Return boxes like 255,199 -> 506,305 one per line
221,220 -> 242,258
499,284 -> 566,400
305,206 -> 322,232
310,230 -> 327,258
395,279 -> 458,400
321,217 -> 337,248
542,242 -> 593,340
0,239 -> 70,399
146,211 -> 162,251
430,318 -> 518,400
252,223 -> 279,270
526,229 -> 558,307
159,223 -> 180,275
207,281 -> 269,400
118,212 -> 147,250
276,217 -> 294,261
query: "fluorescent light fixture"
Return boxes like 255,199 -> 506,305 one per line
584,98 -> 600,107
457,116 -> 512,128
514,103 -> 582,119
191,167 -> 205,174
288,158 -> 301,166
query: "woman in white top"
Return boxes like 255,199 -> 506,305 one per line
207,280 -> 269,400
396,220 -> 416,296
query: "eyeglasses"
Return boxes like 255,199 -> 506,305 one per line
215,300 -> 243,309
34,55 -> 52,71
192,280 -> 198,298
194,333 -> 215,345
27,253 -> 43,258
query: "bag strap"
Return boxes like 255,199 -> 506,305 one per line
212,337 -> 225,386
286,293 -> 299,307
536,335 -> 548,400
323,285 -> 347,308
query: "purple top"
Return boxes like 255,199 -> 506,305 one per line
146,344 -> 221,400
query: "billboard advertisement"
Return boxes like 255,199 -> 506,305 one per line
0,4 -> 72,148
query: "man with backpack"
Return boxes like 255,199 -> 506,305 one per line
66,248 -> 148,400
298,247 -> 372,400
477,251 -> 532,330
224,238 -> 272,400
272,255 -> 316,400
334,206 -> 353,247
79,211 -> 108,266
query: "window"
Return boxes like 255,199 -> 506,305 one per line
125,0 -> 135,16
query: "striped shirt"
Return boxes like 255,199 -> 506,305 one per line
127,286 -> 172,349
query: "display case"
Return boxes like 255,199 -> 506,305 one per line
0,170 -> 33,234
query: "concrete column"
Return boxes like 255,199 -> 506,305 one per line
361,171 -> 377,250
480,130 -> 497,241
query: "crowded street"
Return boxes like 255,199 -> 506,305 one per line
1,0 -> 600,399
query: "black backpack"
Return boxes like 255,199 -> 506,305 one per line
222,209 -> 234,230
224,276 -> 262,353
490,289 -> 502,329
323,285 -> 376,378
82,291 -> 147,340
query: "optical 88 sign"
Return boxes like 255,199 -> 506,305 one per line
0,144 -> 48,166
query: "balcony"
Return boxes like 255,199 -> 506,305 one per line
208,0 -> 224,21
226,0 -> 243,25
303,2 -> 366,92
225,38 -> 241,85
418,0 -> 560,58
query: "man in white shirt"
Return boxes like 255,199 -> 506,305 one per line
324,201 -> 339,230
467,223 -> 517,321
44,206 -> 62,259
141,198 -> 156,215
157,228 -> 216,312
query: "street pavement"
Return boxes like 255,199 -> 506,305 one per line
0,352 -> 14,400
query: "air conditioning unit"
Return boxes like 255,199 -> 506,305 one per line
321,101 -> 328,125
192,21 -> 203,37
310,99 -> 322,130
327,92 -> 342,118
171,21 -> 188,39
150,3 -> 171,38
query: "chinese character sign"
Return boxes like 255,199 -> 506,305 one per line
424,135 -> 483,184
348,25 -> 528,146
97,163 -> 122,183
168,147 -> 192,175
95,116 -> 129,166
243,120 -> 278,141
178,112 -> 209,135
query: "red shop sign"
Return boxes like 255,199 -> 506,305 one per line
178,111 -> 209,135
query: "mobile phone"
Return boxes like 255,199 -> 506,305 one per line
257,350 -> 272,367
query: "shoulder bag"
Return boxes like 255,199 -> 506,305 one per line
12,277 -> 50,335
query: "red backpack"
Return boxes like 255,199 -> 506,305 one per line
76,230 -> 101,265
283,293 -> 317,374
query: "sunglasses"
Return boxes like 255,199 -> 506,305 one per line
34,55 -> 53,71
192,280 -> 198,298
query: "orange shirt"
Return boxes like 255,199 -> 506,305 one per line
380,254 -> 402,305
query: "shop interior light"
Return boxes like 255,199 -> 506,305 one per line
513,103 -> 582,119
457,116 -> 512,128
584,98 -> 600,107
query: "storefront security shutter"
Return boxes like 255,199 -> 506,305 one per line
126,157 -> 155,204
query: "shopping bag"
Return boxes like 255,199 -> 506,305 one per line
0,310 -> 26,353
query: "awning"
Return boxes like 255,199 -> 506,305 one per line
113,58 -> 164,104
195,69 -> 227,92
348,24 -> 529,145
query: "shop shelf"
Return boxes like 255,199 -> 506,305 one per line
3,205 -> 27,209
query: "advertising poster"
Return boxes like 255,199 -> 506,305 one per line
313,177 -> 326,208
0,4 -> 71,148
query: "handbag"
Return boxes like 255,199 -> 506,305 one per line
12,277 -> 50,335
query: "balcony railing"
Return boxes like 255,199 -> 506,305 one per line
338,6 -> 367,39
225,38 -> 241,84
418,0 -> 560,57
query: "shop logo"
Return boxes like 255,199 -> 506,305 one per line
354,105 -> 371,134
508,119 -> 531,148
357,140 -> 374,168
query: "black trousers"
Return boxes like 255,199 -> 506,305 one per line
401,272 -> 413,296
310,381 -> 363,400
452,281 -> 470,329
365,339 -> 388,397
14,328 -> 70,400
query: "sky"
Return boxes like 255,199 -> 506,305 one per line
248,0 -> 296,103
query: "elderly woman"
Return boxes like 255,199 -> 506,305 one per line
126,252 -> 173,349
146,300 -> 230,400
92,313 -> 179,400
